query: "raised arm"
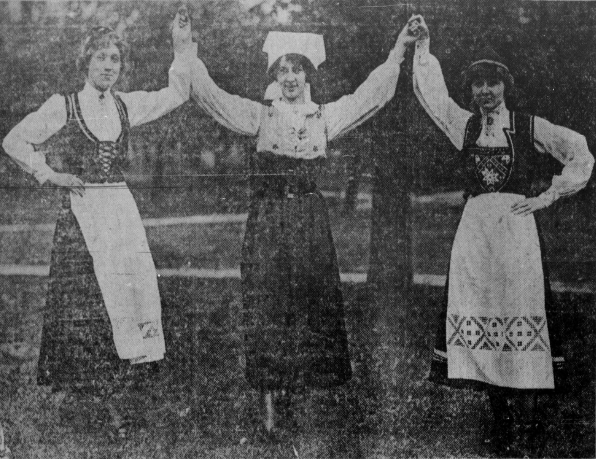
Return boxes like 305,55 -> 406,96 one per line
324,17 -> 421,142
412,18 -> 472,150
118,11 -> 194,128
189,56 -> 262,137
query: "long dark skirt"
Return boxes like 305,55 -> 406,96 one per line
37,206 -> 158,396
241,190 -> 352,391
428,221 -> 566,393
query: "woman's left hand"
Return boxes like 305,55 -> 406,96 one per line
397,15 -> 428,44
394,15 -> 428,57
172,6 -> 192,54
511,197 -> 549,216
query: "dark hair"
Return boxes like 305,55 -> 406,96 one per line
463,63 -> 514,92
76,26 -> 128,75
462,62 -> 516,111
267,53 -> 316,84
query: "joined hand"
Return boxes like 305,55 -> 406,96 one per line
395,15 -> 429,52
172,7 -> 193,54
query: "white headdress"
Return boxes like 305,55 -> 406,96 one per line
262,31 -> 325,103
263,31 -> 325,71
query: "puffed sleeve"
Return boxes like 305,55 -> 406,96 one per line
533,116 -> 594,204
118,44 -> 195,128
189,56 -> 262,137
2,93 -> 66,184
412,38 -> 472,151
324,47 -> 403,142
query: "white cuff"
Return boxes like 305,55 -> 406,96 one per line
388,46 -> 406,67
538,189 -> 558,206
173,42 -> 198,63
34,165 -> 56,185
415,37 -> 430,66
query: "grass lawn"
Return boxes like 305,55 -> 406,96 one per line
1,280 -> 594,458
0,187 -> 593,286
0,184 -> 594,457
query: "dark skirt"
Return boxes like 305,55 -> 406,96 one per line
37,207 -> 158,396
428,220 -> 566,393
241,189 -> 352,391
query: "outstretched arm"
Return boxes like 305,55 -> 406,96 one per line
118,10 -> 195,128
189,56 -> 262,137
324,17 -> 421,142
412,17 -> 472,151
511,117 -> 594,215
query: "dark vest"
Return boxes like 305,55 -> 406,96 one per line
56,92 -> 130,184
463,111 -> 542,198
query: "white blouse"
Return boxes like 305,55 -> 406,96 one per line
189,46 -> 404,151
2,46 -> 196,184
412,38 -> 594,204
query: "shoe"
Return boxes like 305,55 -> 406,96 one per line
108,413 -> 134,441
484,416 -> 516,457
254,423 -> 283,444
515,421 -> 545,458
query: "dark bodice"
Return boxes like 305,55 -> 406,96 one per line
463,112 -> 542,198
56,93 -> 130,184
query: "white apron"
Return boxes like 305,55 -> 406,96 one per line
447,192 -> 554,389
70,182 -> 165,364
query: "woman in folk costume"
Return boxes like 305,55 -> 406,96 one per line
2,13 -> 194,436
188,19 -> 421,433
408,18 -> 594,457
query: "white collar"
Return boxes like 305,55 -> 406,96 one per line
271,99 -> 319,132
481,101 -> 509,124
265,81 -> 318,114
81,81 -> 114,103
271,98 -> 319,115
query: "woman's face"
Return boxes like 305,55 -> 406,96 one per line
471,77 -> 505,112
87,44 -> 121,92
275,55 -> 307,104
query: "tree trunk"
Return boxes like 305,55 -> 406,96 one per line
367,57 -> 416,318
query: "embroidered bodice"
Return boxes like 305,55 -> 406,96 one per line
256,104 -> 327,159
463,112 -> 539,198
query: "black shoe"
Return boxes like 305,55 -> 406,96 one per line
484,416 -> 516,457
514,421 -> 545,458
253,423 -> 284,444
108,417 -> 133,441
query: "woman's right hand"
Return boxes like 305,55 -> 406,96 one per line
47,172 -> 85,197
172,5 -> 193,54
410,15 -> 429,41
395,15 -> 429,51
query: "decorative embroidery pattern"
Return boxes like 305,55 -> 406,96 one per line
138,321 -> 161,339
447,314 -> 550,352
470,146 -> 513,192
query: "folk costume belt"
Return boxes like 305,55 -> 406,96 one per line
253,175 -> 318,198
